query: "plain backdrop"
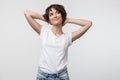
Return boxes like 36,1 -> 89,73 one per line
0,0 -> 120,80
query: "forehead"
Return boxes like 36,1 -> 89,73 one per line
49,8 -> 57,13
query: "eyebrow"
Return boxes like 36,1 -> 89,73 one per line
49,8 -> 60,15
49,9 -> 53,14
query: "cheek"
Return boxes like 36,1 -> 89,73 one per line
48,17 -> 52,23
49,16 -> 54,21
59,15 -> 63,21
59,17 -> 63,22
48,18 -> 54,25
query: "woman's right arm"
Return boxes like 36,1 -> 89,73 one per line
24,10 -> 46,34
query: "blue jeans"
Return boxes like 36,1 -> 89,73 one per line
36,67 -> 70,80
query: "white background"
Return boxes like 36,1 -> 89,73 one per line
0,0 -> 120,80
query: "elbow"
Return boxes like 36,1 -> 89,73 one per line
24,10 -> 28,18
24,10 -> 27,16
24,10 -> 30,17
88,21 -> 92,27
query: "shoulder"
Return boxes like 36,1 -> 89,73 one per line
64,32 -> 73,46
39,25 -> 51,35
64,32 -> 72,39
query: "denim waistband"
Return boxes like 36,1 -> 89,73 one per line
38,67 -> 67,78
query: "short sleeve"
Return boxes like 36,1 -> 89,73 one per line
39,26 -> 46,40
67,32 -> 72,46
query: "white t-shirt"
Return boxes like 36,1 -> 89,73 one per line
38,26 -> 72,74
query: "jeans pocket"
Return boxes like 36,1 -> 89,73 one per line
36,72 -> 46,80
59,71 -> 69,80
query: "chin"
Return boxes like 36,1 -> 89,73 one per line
52,22 -> 62,26
53,23 -> 62,26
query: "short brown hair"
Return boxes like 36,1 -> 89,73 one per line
43,4 -> 67,25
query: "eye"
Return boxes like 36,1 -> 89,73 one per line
49,13 -> 53,16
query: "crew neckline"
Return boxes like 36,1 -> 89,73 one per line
50,29 -> 64,39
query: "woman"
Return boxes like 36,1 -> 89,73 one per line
24,4 -> 92,80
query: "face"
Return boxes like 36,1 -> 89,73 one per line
49,8 -> 63,26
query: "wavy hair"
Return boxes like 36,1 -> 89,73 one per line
43,4 -> 67,25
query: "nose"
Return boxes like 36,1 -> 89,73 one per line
53,13 -> 57,18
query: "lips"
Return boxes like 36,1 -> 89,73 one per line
50,17 -> 62,25
53,18 -> 59,21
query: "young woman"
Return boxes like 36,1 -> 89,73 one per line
24,4 -> 92,80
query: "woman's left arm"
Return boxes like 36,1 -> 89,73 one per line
65,18 -> 92,42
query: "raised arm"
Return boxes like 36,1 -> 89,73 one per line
24,10 -> 46,34
65,18 -> 92,42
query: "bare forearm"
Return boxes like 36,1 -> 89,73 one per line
66,18 -> 92,27
24,10 -> 45,21
24,10 -> 44,34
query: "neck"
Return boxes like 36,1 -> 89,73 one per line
51,25 -> 63,36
